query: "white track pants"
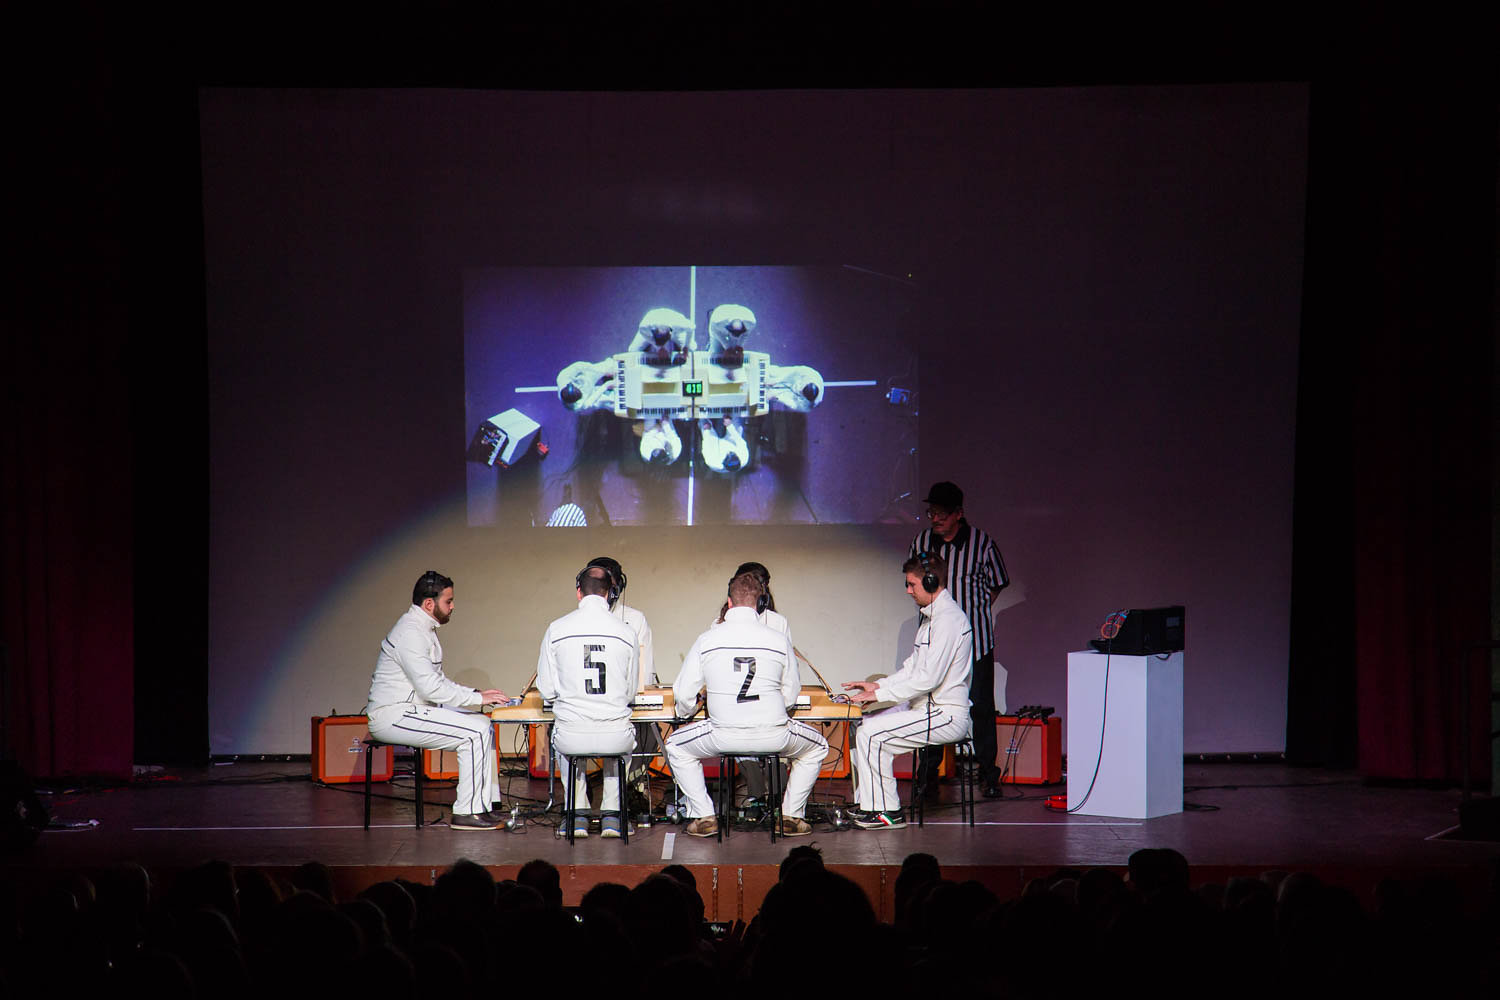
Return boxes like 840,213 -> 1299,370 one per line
367,704 -> 497,817
665,719 -> 827,819
851,705 -> 970,814
553,724 -> 637,814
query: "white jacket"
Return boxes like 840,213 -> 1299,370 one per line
366,605 -> 480,713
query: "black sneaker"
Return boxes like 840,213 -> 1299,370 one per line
451,812 -> 501,832
853,809 -> 906,830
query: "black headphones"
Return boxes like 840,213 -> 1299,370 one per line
915,551 -> 940,595
583,557 -> 624,606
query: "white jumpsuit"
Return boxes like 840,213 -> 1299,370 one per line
536,594 -> 639,813
666,607 -> 827,819
852,588 -> 973,814
365,605 -> 497,818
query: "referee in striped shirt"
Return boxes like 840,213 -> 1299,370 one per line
910,481 -> 1010,797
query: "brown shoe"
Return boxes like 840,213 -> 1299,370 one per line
780,816 -> 813,837
683,817 -> 719,838
450,812 -> 501,832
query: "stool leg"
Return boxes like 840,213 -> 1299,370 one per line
914,750 -> 925,827
413,748 -> 424,829
767,754 -> 781,843
618,755 -> 630,845
964,743 -> 975,826
716,756 -> 729,843
558,749 -> 567,845
364,741 -> 374,830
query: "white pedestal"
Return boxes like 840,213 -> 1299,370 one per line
1066,650 -> 1183,818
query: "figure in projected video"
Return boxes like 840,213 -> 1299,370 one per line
552,303 -> 823,473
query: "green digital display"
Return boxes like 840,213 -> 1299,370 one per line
683,380 -> 704,397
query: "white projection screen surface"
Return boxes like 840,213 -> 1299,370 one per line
202,86 -> 1307,756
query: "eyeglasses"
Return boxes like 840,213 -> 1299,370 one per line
925,507 -> 957,520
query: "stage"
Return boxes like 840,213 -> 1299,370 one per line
10,760 -> 1495,920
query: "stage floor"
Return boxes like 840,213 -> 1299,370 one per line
11,761 -> 1496,918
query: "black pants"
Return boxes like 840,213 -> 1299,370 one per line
917,648 -> 999,789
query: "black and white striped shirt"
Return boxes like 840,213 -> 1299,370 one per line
910,520 -> 1009,659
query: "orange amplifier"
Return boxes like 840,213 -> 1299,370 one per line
311,715 -> 392,784
892,715 -> 1062,783
996,714 -> 1063,785
894,746 -> 955,780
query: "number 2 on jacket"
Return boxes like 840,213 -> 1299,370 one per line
734,656 -> 759,702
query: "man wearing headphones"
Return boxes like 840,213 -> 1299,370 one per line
666,571 -> 828,838
583,556 -> 659,825
711,561 -> 794,806
909,481 -> 1009,797
584,556 -> 656,687
366,571 -> 509,831
536,565 -> 640,838
842,553 -> 973,830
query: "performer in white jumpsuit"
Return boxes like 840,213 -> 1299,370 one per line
710,561 -> 794,802
843,553 -> 973,829
583,556 -> 656,688
536,566 -> 639,837
667,572 -> 826,837
583,557 -> 659,804
366,571 -> 508,832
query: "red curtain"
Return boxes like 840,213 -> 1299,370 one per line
1348,85 -> 1494,783
3,73 -> 136,781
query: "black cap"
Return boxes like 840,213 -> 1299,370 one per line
923,481 -> 964,509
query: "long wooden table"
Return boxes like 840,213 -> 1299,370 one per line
490,686 -> 863,797
489,685 -> 863,724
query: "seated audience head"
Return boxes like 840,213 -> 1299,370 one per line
517,858 -> 563,910
778,843 -> 825,882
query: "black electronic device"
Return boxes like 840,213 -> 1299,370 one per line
1088,606 -> 1185,655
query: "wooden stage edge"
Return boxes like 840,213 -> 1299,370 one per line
7,761 -> 1498,918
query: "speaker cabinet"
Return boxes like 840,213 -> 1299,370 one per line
891,716 -> 1062,783
311,716 -> 392,783
996,715 -> 1063,785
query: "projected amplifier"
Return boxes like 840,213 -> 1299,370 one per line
466,408 -> 543,468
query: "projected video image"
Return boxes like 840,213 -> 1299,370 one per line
463,266 -> 919,527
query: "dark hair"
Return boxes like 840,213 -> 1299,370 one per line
718,561 -> 774,621
778,844 -> 825,882
577,566 -> 612,599
585,556 -> 626,596
902,552 -> 947,583
412,570 -> 453,607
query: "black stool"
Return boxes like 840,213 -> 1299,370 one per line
560,752 -> 631,845
363,739 -> 425,830
911,739 -> 977,827
714,753 -> 783,843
